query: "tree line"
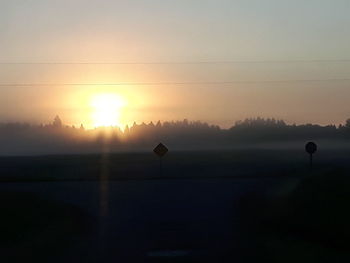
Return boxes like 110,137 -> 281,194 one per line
0,116 -> 350,155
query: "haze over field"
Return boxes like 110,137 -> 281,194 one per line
1,0 -> 350,129
1,116 -> 350,155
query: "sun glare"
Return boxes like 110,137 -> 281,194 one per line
91,93 -> 126,128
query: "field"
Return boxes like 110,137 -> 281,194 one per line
1,148 -> 350,182
0,149 -> 350,262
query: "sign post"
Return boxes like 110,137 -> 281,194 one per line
305,142 -> 317,170
153,143 -> 169,176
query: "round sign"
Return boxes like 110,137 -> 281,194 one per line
305,142 -> 317,154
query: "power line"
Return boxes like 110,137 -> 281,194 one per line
1,59 -> 350,65
1,78 -> 350,86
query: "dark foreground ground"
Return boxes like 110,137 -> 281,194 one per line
0,149 -> 350,262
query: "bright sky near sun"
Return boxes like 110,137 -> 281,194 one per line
1,0 -> 350,128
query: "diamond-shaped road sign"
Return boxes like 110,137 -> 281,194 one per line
153,143 -> 168,157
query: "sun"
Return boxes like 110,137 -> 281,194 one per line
91,93 -> 126,128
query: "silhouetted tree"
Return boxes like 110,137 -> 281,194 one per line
345,119 -> 350,129
52,116 -> 63,128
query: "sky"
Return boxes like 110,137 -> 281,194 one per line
1,0 -> 350,128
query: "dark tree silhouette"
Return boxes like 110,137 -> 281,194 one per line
0,116 -> 350,155
52,116 -> 63,128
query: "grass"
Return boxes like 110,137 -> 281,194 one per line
239,169 -> 350,262
0,192 -> 96,262
0,149 -> 346,182
1,149 -> 350,262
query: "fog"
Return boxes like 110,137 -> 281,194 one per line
1,117 -> 350,155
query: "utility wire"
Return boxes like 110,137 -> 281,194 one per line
1,59 -> 350,65
1,78 -> 350,86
